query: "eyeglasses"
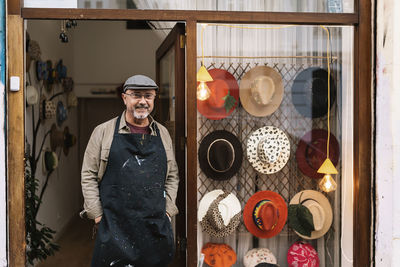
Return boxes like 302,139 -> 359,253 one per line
124,92 -> 156,100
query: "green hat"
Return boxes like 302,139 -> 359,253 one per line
42,151 -> 58,173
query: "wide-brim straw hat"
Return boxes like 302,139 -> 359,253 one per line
243,191 -> 287,239
295,129 -> 340,179
239,66 -> 284,117
199,130 -> 243,181
243,248 -> 278,267
197,68 -> 239,120
198,190 -> 242,238
247,126 -> 290,174
287,241 -> 320,267
289,190 -> 332,240
291,67 -> 336,118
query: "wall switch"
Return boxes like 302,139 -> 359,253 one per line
10,76 -> 20,92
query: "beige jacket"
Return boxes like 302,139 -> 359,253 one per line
81,111 -> 179,219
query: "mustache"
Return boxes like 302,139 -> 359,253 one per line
134,104 -> 149,109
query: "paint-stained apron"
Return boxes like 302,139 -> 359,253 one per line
91,116 -> 174,267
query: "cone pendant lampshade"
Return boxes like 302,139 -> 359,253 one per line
197,65 -> 213,82
317,158 -> 338,174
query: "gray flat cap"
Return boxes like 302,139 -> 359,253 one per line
123,75 -> 158,92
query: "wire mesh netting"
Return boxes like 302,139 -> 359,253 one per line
196,61 -> 341,266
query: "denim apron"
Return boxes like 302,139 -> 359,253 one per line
91,116 -> 174,267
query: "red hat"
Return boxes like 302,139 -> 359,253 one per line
201,243 -> 237,267
287,241 -> 319,267
197,68 -> 239,120
295,129 -> 340,179
243,191 -> 287,238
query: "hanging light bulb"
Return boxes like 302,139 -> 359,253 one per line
197,65 -> 213,100
319,174 -> 337,192
317,158 -> 338,193
196,24 -> 213,101
197,81 -> 211,100
317,26 -> 339,193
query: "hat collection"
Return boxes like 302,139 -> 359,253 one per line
26,37 -> 78,172
197,66 -> 339,266
201,243 -> 320,267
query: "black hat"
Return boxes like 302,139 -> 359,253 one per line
198,130 -> 243,181
291,67 -> 336,118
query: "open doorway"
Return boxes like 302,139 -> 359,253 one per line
24,19 -> 186,266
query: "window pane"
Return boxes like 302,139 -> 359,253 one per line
24,0 -> 354,13
196,24 -> 354,266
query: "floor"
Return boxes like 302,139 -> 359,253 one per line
36,215 -> 95,267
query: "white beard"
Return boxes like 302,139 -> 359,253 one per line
133,109 -> 149,119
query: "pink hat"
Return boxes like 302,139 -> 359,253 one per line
287,241 -> 319,267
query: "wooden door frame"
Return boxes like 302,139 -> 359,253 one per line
155,22 -> 187,266
7,1 -> 372,266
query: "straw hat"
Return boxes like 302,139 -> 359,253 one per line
198,190 -> 242,238
201,243 -> 237,267
288,190 -> 332,240
243,191 -> 287,239
243,248 -> 278,267
247,126 -> 290,174
287,241 -> 319,267
291,67 -> 336,118
239,66 -> 284,117
66,91 -> 78,108
198,130 -> 243,181
197,68 -> 239,120
295,129 -> 340,179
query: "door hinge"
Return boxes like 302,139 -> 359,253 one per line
180,34 -> 186,48
180,136 -> 187,151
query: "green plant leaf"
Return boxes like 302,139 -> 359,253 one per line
288,204 -> 315,237
223,91 -> 237,113
298,205 -> 315,233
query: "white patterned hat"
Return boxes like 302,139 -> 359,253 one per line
247,126 -> 290,174
244,248 -> 278,267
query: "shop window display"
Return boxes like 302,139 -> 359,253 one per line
196,24 -> 354,267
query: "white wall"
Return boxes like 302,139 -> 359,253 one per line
72,20 -> 163,97
26,20 -> 80,239
375,0 -> 400,266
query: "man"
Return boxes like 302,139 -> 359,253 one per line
81,75 -> 179,267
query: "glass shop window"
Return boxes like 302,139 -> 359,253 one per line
23,0 -> 354,13
196,24 -> 354,267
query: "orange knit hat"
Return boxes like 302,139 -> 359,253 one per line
201,243 -> 237,267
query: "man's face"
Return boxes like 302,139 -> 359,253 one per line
122,89 -> 156,120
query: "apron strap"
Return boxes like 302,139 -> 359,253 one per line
114,116 -> 122,135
